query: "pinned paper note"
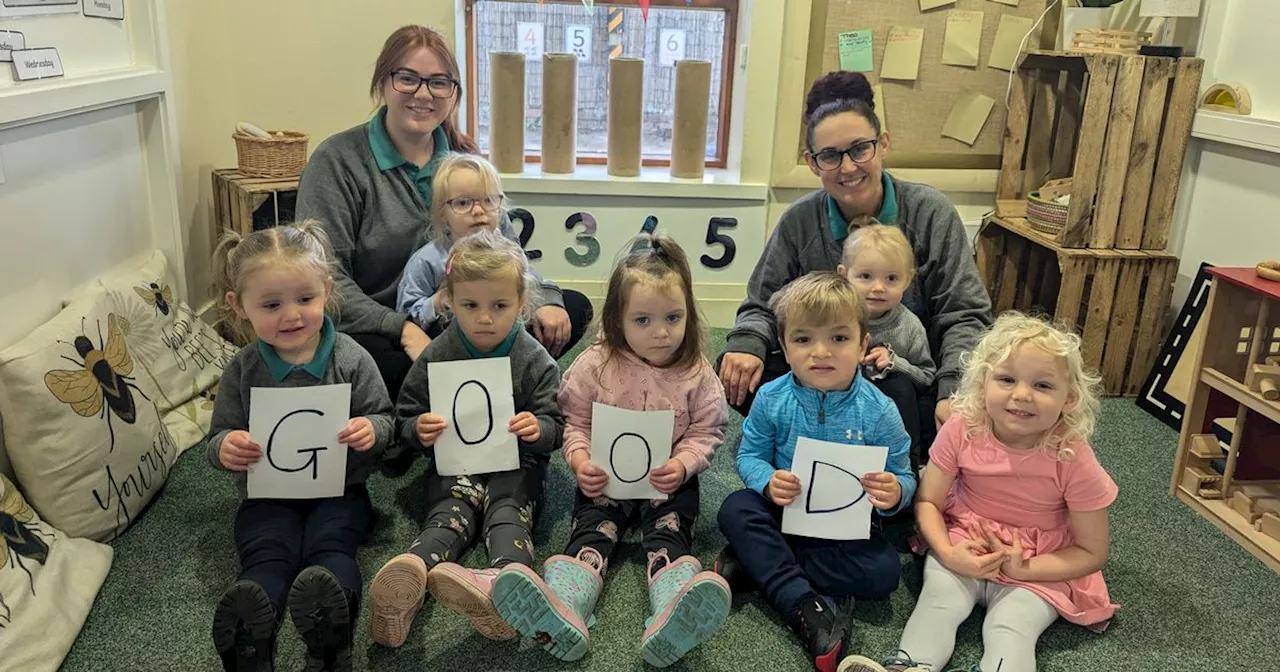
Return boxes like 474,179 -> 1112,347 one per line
988,14 -> 1034,71
988,0 -> 1019,6
590,403 -> 674,501
943,10 -> 984,67
782,437 -> 888,541
942,92 -> 997,145
247,384 -> 351,500
0,30 -> 24,63
1140,0 -> 1201,17
871,83 -> 888,132
429,358 -> 519,476
881,26 -> 924,81
920,0 -> 955,10
838,30 -> 873,73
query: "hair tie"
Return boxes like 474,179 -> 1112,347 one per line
445,255 -> 454,275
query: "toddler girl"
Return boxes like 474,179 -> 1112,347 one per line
369,228 -> 564,647
492,233 -> 731,668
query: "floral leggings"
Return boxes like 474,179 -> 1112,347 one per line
407,460 -> 546,569
564,476 -> 700,578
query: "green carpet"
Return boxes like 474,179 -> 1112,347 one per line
60,329 -> 1280,671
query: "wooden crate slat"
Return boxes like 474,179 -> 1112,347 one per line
1082,257 -> 1122,369
1143,58 -> 1205,251
1018,245 -> 1048,313
1116,57 -> 1174,249
1055,257 -> 1090,334
997,70 -> 1034,201
213,169 -> 300,237
1089,55 -> 1145,248
1101,260 -> 1147,392
996,235 -> 1028,316
1061,54 -> 1120,248
976,222 -> 1006,296
1022,69 -> 1061,198
1125,258 -> 1178,394
1050,69 -> 1085,180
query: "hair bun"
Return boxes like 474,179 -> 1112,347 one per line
805,71 -> 875,119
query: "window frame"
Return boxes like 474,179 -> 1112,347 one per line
464,0 -> 739,169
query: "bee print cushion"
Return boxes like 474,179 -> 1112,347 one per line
0,285 -> 180,541
0,472 -> 112,672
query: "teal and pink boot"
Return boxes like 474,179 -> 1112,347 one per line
491,548 -> 604,662
639,552 -> 732,668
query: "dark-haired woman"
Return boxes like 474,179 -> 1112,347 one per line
718,71 -> 991,441
296,25 -> 592,401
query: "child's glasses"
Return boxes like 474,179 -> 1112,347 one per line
445,195 -> 504,214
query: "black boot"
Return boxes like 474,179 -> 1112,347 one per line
212,580 -> 277,672
288,566 -> 352,672
712,545 -> 757,594
788,594 -> 848,672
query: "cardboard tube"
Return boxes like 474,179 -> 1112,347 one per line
607,58 -> 644,177
542,53 -> 577,174
489,51 -> 525,173
670,60 -> 712,179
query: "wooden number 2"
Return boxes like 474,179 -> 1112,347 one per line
508,208 -> 542,261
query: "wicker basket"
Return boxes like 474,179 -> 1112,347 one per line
233,130 -> 309,178
1026,191 -> 1069,235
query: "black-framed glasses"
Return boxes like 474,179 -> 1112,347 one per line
446,195 -> 504,214
390,68 -> 459,98
811,139 -> 879,171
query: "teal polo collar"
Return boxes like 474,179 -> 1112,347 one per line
366,107 -> 451,173
827,172 -> 900,241
257,316 -> 336,382
459,321 -> 521,359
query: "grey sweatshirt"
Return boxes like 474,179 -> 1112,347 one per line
726,177 -> 992,398
295,123 -> 564,341
395,323 -> 564,464
206,333 -> 395,496
865,303 -> 937,389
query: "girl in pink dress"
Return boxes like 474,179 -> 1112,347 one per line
840,312 -> 1118,672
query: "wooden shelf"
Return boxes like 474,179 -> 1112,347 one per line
0,67 -> 168,131
1201,368 -> 1280,426
1176,486 -> 1280,574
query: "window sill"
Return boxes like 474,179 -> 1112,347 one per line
499,163 -> 768,201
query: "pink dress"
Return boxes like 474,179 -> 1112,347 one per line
928,415 -> 1120,628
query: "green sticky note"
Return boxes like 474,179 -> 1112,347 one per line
838,30 -> 874,73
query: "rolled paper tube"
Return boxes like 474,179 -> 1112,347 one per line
670,60 -> 712,179
607,58 -> 644,177
542,53 -> 578,174
1261,376 -> 1279,401
489,51 -> 526,173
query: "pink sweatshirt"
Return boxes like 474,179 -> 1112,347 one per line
558,343 -> 729,480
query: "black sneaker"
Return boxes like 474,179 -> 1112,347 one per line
712,545 -> 757,594
212,580 -> 277,672
288,566 -> 352,672
789,594 -> 848,672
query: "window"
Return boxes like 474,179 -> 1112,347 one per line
466,0 -> 738,168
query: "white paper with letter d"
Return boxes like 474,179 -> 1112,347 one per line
590,403 -> 674,501
782,437 -> 888,541
247,384 -> 351,499
429,357 -> 518,476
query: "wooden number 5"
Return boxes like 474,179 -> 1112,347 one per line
700,217 -> 737,269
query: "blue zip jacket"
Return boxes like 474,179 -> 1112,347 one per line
737,371 -> 917,516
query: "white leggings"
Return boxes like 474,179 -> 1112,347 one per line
897,554 -> 1059,672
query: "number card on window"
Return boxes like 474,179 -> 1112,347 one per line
659,29 -> 687,67
517,22 -> 545,61
247,384 -> 351,500
428,358 -> 519,476
590,403 -> 674,501
565,24 -> 592,62
782,437 -> 887,541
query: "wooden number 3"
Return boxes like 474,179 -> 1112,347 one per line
564,212 -> 601,267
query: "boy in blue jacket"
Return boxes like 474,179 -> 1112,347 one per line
716,271 -> 916,672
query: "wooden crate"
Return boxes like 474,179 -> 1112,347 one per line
212,168 -> 300,237
996,50 -> 1203,250
977,214 -> 1178,395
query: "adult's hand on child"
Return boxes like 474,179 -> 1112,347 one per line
401,321 -> 432,361
571,452 -> 609,498
720,352 -> 764,408
219,430 -> 261,471
509,412 -> 541,443
533,305 -> 571,356
942,539 -> 1005,580
338,417 -> 375,451
649,458 -> 687,494
766,469 -> 802,506
862,346 -> 892,371
416,412 -> 448,447
862,471 -> 902,510
935,398 -> 954,430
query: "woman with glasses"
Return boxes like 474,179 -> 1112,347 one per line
717,71 -> 991,441
296,25 -> 591,403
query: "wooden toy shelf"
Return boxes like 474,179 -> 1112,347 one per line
1171,267 -> 1280,573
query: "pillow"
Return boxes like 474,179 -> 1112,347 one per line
0,286 -> 184,541
0,472 -> 113,672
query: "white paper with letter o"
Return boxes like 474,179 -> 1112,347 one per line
429,357 -> 518,476
782,437 -> 888,540
247,383 -> 351,499
590,403 -> 673,501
